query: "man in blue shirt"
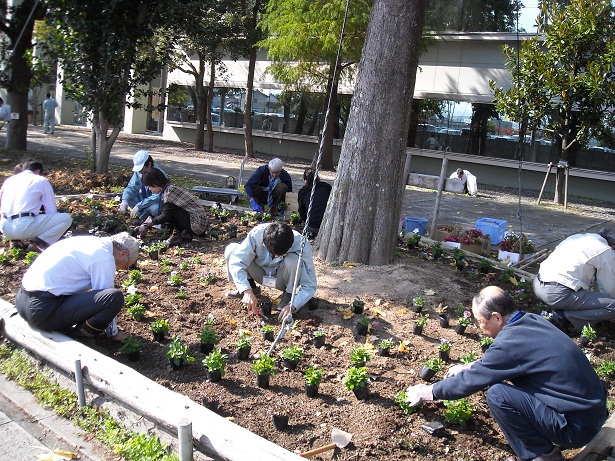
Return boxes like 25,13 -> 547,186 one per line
244,158 -> 292,217
119,150 -> 167,221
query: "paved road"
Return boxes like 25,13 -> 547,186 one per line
20,125 -> 615,250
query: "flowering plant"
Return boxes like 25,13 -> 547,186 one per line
438,339 -> 451,352
499,233 -> 536,253
457,310 -> 473,327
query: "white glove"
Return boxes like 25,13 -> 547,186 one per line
119,201 -> 129,213
405,383 -> 434,407
444,362 -> 473,379
130,206 -> 140,219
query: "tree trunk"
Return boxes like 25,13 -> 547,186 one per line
317,0 -> 428,266
314,77 -> 338,170
294,94 -> 307,135
194,60 -> 207,151
94,112 -> 121,173
244,45 -> 257,158
207,58 -> 215,152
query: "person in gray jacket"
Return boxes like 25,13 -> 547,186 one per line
404,286 -> 607,461
225,221 -> 317,322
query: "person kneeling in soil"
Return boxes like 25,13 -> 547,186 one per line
225,221 -> 317,322
140,168 -> 209,246
405,286 -> 607,461
119,150 -> 168,221
15,232 -> 140,341
244,158 -> 292,217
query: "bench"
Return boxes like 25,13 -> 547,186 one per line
408,173 -> 465,193
190,186 -> 241,204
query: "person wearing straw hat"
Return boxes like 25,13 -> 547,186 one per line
119,150 -> 167,220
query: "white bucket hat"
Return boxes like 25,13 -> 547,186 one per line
132,150 -> 149,172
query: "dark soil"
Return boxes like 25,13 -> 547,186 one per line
1,156 -> 614,461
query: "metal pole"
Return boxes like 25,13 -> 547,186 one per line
429,155 -> 448,236
74,359 -> 86,408
564,166 -> 569,210
177,418 -> 193,461
537,162 -> 552,205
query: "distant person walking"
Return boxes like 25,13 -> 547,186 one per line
424,134 -> 441,150
43,93 -> 58,134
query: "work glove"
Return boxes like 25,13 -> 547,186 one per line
249,199 -> 263,212
130,206 -> 140,219
444,362 -> 473,379
119,201 -> 129,213
405,383 -> 434,407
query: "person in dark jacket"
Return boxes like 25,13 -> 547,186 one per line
244,158 -> 292,217
297,168 -> 331,239
404,286 -> 607,461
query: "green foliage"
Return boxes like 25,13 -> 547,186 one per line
198,327 -> 219,345
127,303 -> 147,321
438,339 -> 451,352
349,346 -> 371,367
479,336 -> 494,347
261,324 -> 275,333
123,269 -> 143,289
378,338 -> 394,350
431,242 -> 443,258
24,251 -> 39,266
236,332 -> 252,350
479,258 -> 493,269
202,348 -> 228,377
457,310 -> 473,327
280,345 -> 304,362
581,324 -> 597,341
596,360 -> 615,377
289,212 -> 301,225
413,295 -> 425,307
204,313 -> 216,325
406,232 -> 422,247
443,398 -> 474,426
166,336 -> 194,366
118,336 -> 143,355
342,366 -> 369,391
150,319 -> 170,335
304,365 -> 324,387
358,316 -> 370,327
416,313 -> 429,327
352,297 -> 365,310
199,271 -> 218,284
251,354 -> 277,376
424,358 -> 443,372
168,272 -> 184,287
125,293 -> 143,307
176,289 -> 187,299
394,390 -> 416,415
452,248 -> 466,263
313,327 -> 326,337
0,253 -> 10,266
460,351 -> 478,364
9,247 -> 25,260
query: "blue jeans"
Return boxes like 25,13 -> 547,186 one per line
487,383 -> 606,460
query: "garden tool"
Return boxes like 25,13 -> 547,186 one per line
266,313 -> 293,356
299,428 -> 353,458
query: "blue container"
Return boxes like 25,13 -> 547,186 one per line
476,218 -> 507,244
405,217 -> 428,236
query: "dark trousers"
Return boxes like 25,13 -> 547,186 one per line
487,383 -> 606,460
15,287 -> 123,334
253,182 -> 289,209
161,202 -> 194,235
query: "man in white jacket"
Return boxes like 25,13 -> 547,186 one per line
450,168 -> 478,196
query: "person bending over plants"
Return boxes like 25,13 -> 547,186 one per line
140,168 -> 209,247
224,221 -> 317,323
405,286 -> 607,461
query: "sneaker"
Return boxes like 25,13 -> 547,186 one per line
547,311 -> 571,333
532,446 -> 564,461
180,230 -> 194,242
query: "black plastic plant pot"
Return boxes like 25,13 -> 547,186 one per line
313,335 -> 326,348
439,314 -> 449,328
256,373 -> 270,388
283,358 -> 298,371
200,342 -> 215,354
170,358 -> 184,370
356,323 -> 368,336
407,242 -> 417,250
259,301 -> 272,316
439,350 -> 450,362
220,216 -> 228,223
202,398 -> 219,413
480,266 -> 490,274
127,352 -> 140,362
152,332 -> 165,342
308,297 -> 319,311
207,370 -> 222,383
352,303 -> 365,315
456,263 -> 465,271
352,384 -> 369,401
272,414 -> 289,430
262,331 -> 274,342
305,384 -> 319,398
579,336 -> 590,347
237,346 -> 251,360
455,324 -> 467,335
412,305 -> 423,314
481,343 -> 491,353
149,251 -> 158,260
413,323 -> 423,335
378,347 -> 390,357
419,365 -> 436,382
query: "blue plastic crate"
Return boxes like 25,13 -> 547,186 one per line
405,217 -> 428,236
476,218 -> 507,244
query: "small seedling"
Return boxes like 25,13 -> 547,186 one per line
349,346 -> 372,367
24,251 -> 39,266
424,357 -> 444,372
342,366 -> 369,391
118,336 -> 143,355
581,324 -> 597,341
443,398 -> 474,427
125,293 -> 143,307
460,351 -> 478,363
202,348 -> 228,377
394,390 -> 416,415
127,303 -> 146,321
597,360 -> 615,377
168,272 -> 184,287
166,336 -> 195,366
304,365 -> 324,387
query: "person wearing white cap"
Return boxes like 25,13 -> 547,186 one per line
119,150 -> 167,220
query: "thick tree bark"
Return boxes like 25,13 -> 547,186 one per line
94,112 -> 120,173
244,46 -> 257,158
317,0 -> 428,266
194,59 -> 207,151
315,81 -> 337,171
207,58 -> 215,152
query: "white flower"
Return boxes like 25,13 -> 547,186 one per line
113,195 -> 121,203
170,271 -> 178,277
126,284 -> 137,295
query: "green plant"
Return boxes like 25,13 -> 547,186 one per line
479,336 -> 494,347
168,272 -> 183,287
405,233 -> 422,247
394,390 -> 416,415
9,247 -> 25,260
237,332 -> 252,350
313,327 -> 326,337
280,345 -> 304,362
176,289 -> 187,299
378,338 -> 394,350
143,240 -> 167,254
252,354 -> 277,376
178,262 -> 188,270
198,327 -> 219,345
412,295 -> 425,307
443,398 -> 474,427
261,324 -> 275,333
24,251 -> 39,266
166,336 -> 195,366
150,319 -> 170,335
0,253 -> 10,266
581,324 -> 597,341
204,313 -> 216,325
349,346 -> 372,367
460,351 -> 479,363
457,310 -> 473,327
159,258 -> 172,273
304,365 -> 324,387
352,297 -> 365,310
127,303 -> 146,321
597,360 -> 615,377
452,248 -> 466,263
239,214 -> 251,226
289,212 -> 300,225
202,348 -> 228,377
479,258 -> 493,270
122,269 -> 143,289
342,366 -> 369,390
199,270 -> 218,284
190,256 -> 202,265
118,336 -> 143,355
432,241 -> 443,258
125,293 -> 143,307
416,313 -> 429,326
424,357 -> 444,372
358,316 -> 371,327
438,339 -> 451,352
